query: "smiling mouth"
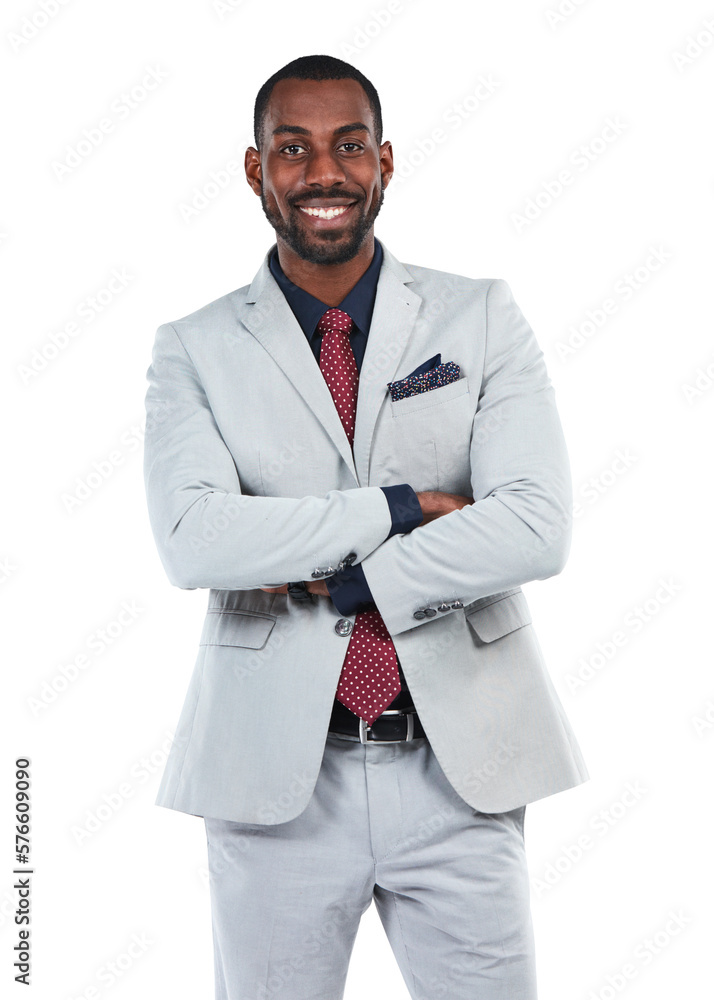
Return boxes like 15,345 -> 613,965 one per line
298,204 -> 354,220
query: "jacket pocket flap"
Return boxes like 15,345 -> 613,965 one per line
199,611 -> 276,649
465,591 -> 532,642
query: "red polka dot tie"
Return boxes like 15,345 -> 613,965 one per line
317,308 -> 402,725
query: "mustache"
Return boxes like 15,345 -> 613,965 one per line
288,189 -> 363,207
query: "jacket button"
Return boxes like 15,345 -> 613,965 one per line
413,610 -> 427,620
335,618 -> 353,636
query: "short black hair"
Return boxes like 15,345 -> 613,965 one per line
253,54 -> 383,150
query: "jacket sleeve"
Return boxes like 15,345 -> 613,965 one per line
143,322 -> 392,590
355,278 -> 573,636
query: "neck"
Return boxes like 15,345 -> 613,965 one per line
276,235 -> 375,306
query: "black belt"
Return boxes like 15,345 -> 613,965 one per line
328,699 -> 426,743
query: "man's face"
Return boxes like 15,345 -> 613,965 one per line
247,77 -> 393,265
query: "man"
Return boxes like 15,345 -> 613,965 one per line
143,54 -> 589,1000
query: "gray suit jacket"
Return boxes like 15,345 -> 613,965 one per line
143,241 -> 589,823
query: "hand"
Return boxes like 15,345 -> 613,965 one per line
260,580 -> 330,596
414,490 -> 475,526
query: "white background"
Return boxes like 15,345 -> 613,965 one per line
2,0 -> 713,997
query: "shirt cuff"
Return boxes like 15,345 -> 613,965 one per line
380,484 -> 422,538
326,563 -> 376,616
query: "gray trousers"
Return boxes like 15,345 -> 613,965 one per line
204,732 -> 537,1000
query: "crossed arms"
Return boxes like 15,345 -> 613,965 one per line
144,280 -> 572,638
259,490 -> 475,597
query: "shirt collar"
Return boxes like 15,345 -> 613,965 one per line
268,238 -> 384,339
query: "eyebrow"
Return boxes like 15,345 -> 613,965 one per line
271,122 -> 371,138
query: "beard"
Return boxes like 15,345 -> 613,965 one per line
260,184 -> 384,265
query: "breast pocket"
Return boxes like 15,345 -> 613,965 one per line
379,376 -> 473,493
199,610 -> 277,649
389,375 -> 470,418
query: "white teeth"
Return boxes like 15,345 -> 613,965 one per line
299,205 -> 350,219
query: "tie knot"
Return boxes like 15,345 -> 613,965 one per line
317,308 -> 353,335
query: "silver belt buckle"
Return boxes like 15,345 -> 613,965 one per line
359,709 -> 415,744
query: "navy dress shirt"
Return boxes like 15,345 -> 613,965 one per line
269,239 -> 422,711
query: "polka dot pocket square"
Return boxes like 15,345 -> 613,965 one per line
387,356 -> 461,402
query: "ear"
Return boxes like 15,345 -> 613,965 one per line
244,146 -> 262,195
379,140 -> 394,191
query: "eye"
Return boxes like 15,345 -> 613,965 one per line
281,143 -> 306,156
339,142 -> 363,153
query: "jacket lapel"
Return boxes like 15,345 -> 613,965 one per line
238,242 -> 422,487
353,244 -> 422,485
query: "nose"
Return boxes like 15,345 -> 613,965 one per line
302,145 -> 347,188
